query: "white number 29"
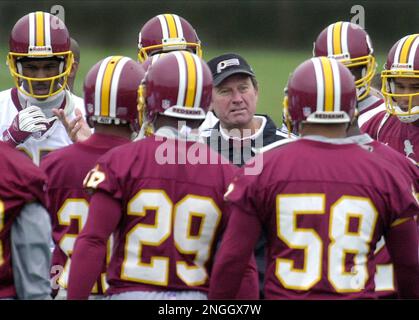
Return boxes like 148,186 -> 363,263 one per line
121,190 -> 221,287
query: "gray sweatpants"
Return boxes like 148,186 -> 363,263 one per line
107,290 -> 208,300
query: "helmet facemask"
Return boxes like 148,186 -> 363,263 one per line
7,51 -> 74,99
137,83 -> 155,137
333,54 -> 376,100
138,39 -> 202,63
381,70 -> 419,123
282,89 -> 297,137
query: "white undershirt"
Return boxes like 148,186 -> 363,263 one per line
219,116 -> 267,141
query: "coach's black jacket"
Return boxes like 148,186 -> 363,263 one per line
204,114 -> 287,167
204,114 -> 287,298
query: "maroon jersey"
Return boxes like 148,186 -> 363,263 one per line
361,111 -> 419,164
0,141 -> 47,298
362,137 -> 419,297
218,138 -> 419,299
69,135 -> 258,298
40,133 -> 130,294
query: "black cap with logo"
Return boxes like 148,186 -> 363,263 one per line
207,53 -> 255,86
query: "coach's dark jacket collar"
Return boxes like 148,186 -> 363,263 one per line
206,114 -> 285,167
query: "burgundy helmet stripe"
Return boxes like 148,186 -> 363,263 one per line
110,57 -> 131,118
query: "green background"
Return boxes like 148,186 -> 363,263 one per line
0,46 -> 385,126
0,0 -> 407,126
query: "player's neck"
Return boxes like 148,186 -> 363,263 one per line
300,123 -> 348,139
220,117 -> 262,139
346,121 -> 362,137
94,124 -> 132,140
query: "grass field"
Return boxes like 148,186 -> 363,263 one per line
0,47 -> 385,126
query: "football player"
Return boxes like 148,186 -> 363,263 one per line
0,12 -> 85,165
60,14 -> 209,141
209,57 -> 419,299
0,141 -> 51,299
361,34 -> 419,164
40,56 -> 145,299
67,37 -> 80,93
346,131 -> 419,299
358,34 -> 419,297
281,21 -> 384,136
137,13 -> 218,136
67,51 -> 258,300
313,22 -> 387,127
